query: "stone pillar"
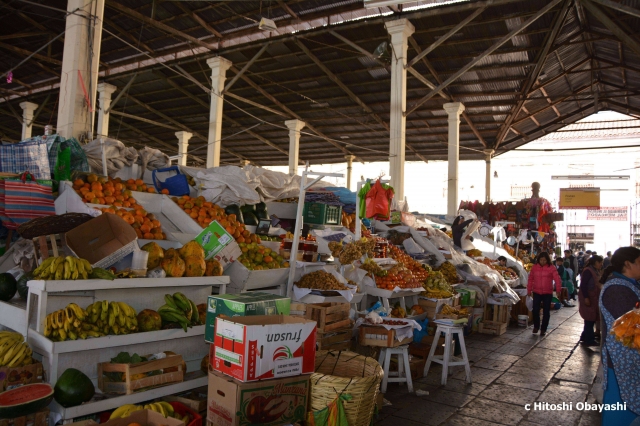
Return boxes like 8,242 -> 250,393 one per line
345,155 -> 356,190
57,0 -> 105,139
385,18 -> 415,202
484,149 -> 494,202
19,101 -> 38,140
285,119 -> 305,175
175,131 -> 192,166
96,82 -> 117,137
206,57 -> 232,168
443,102 -> 465,217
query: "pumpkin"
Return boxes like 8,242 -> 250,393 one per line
184,255 -> 206,277
178,241 -> 205,260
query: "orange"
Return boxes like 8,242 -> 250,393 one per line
228,214 -> 236,222
135,229 -> 143,239
190,212 -> 198,219
97,197 -> 106,204
226,226 -> 235,235
123,201 -> 131,208
140,224 -> 151,233
103,190 -> 113,197
113,201 -> 123,207
94,191 -> 104,198
177,198 -> 186,206
153,232 -> 163,240
84,192 -> 95,201
104,196 -> 115,204
135,209 -> 146,217
129,198 -> 137,205
161,188 -> 169,195
135,179 -> 144,186
126,179 -> 135,185
134,216 -> 144,224
143,232 -> 154,239
182,195 -> 190,200
123,215 -> 135,225
80,188 -> 90,195
114,183 -> 123,191
87,174 -> 98,183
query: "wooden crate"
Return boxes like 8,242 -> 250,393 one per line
32,234 -> 67,264
484,303 -> 510,324
359,325 -> 412,347
305,302 -> 351,333
98,354 -> 184,395
478,321 -> 508,336
290,303 -> 307,318
0,408 -> 48,426
317,328 -> 352,351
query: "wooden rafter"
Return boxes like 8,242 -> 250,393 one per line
173,2 -> 223,38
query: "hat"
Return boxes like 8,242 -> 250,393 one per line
586,250 -> 592,254
578,251 -> 584,255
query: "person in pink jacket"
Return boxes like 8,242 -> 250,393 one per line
527,251 -> 562,336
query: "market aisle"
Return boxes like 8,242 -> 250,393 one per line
376,308 -> 602,426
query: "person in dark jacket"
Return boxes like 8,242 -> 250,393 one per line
578,255 -> 603,346
603,251 -> 612,269
564,249 -> 579,299
451,215 -> 474,250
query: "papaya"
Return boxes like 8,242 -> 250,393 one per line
140,242 -> 164,269
178,241 -> 205,260
184,255 -> 206,277
205,259 -> 223,276
161,256 -> 185,277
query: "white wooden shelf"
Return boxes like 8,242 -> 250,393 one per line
51,373 -> 208,422
293,292 -> 364,305
28,326 -> 205,354
0,297 -> 27,335
28,276 -> 228,293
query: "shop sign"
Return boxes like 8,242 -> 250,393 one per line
559,188 -> 600,209
586,207 -> 627,221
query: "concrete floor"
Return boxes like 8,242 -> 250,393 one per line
376,307 -> 602,426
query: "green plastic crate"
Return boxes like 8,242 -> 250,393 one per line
303,202 -> 342,225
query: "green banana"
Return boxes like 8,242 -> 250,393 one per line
159,311 -> 189,332
164,294 -> 179,310
172,292 -> 191,311
189,299 -> 200,325
158,305 -> 188,318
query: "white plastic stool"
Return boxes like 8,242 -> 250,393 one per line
378,345 -> 413,393
423,324 -> 471,385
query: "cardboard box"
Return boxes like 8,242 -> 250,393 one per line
0,408 -> 48,426
205,292 -> 291,343
194,220 -> 242,269
207,370 -> 310,426
212,315 -> 316,382
65,213 -> 138,268
99,410 -> 183,426
163,387 -> 207,412
0,362 -> 43,392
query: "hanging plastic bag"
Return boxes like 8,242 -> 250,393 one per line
54,142 -> 71,182
357,180 -> 371,219
307,394 -> 351,426
525,295 -> 533,312
365,179 -> 392,220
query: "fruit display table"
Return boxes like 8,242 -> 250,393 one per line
0,297 -> 28,335
361,285 -> 423,311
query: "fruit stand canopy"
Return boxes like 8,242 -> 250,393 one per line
0,0 -> 639,166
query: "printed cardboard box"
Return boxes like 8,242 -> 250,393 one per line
212,315 -> 316,382
194,220 -> 242,269
207,370 -> 309,426
0,362 -> 43,392
205,292 -> 291,343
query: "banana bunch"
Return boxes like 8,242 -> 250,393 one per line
110,401 -> 180,419
158,293 -> 202,332
44,303 -> 101,341
441,304 -> 469,317
33,256 -> 92,280
84,301 -> 138,336
422,288 -> 454,299
88,268 -> 117,280
0,332 -> 33,367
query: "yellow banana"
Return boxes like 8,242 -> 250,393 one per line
50,257 -> 63,275
152,402 -> 167,417
110,404 -> 137,419
157,401 -> 174,416
7,343 -> 27,367
58,328 -> 67,341
81,258 -> 93,274
68,303 -> 86,321
1,340 -> 22,365
54,264 -> 64,280
63,259 -> 71,280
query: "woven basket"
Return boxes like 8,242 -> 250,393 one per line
310,351 -> 383,426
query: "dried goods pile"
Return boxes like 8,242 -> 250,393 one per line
328,237 -> 376,264
435,261 -> 459,285
441,305 -> 470,317
295,270 -> 349,291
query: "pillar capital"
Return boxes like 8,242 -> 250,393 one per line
443,102 -> 465,117
285,119 -> 306,132
97,82 -> 117,97
19,101 -> 38,113
483,149 -> 494,161
206,56 -> 232,75
385,19 -> 415,41
344,155 -> 356,162
175,131 -> 193,143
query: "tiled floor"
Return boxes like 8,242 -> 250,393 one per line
376,307 -> 602,426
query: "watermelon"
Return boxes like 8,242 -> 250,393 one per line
54,368 -> 95,407
0,383 -> 54,418
0,273 -> 17,302
16,272 -> 33,300
243,212 -> 259,226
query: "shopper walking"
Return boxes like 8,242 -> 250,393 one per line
599,247 -> 640,425
578,255 -> 603,346
528,252 -> 562,337
565,249 -> 579,299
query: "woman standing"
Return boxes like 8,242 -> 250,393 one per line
599,247 -> 640,425
451,215 -> 474,250
578,255 -> 603,347
527,251 -> 562,337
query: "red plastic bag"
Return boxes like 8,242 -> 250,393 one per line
365,179 -> 393,220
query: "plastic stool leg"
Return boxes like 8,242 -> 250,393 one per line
397,351 -> 404,379
442,330 -> 452,385
381,348 -> 391,393
378,347 -> 385,368
457,330 -> 472,384
402,348 -> 414,393
423,325 -> 441,377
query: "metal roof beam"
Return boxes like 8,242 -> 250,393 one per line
106,2 -> 216,51
494,0 -> 572,148
580,0 -> 640,58
405,0 -> 562,117
511,83 -> 593,127
102,17 -> 153,54
223,43 -> 270,93
173,2 -> 223,38
0,42 -> 62,66
105,73 -> 137,114
589,0 -> 640,19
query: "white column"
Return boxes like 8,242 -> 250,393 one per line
206,57 -> 232,168
484,149 -> 494,202
175,131 -> 192,166
385,18 -> 415,202
57,0 -> 105,139
285,119 -> 305,175
444,102 -> 465,217
19,101 -> 38,140
345,155 -> 355,190
96,82 -> 117,137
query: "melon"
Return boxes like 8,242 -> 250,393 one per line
0,273 -> 17,302
0,383 -> 54,418
54,368 -> 95,407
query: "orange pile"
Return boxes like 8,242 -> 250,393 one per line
389,245 -> 429,281
97,204 -> 166,240
172,195 -> 261,244
71,174 -> 146,207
